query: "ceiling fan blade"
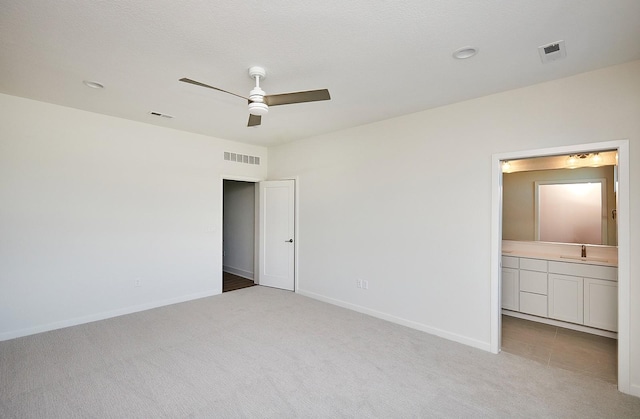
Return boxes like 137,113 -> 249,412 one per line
247,114 -> 262,127
179,78 -> 248,101
264,89 -> 330,106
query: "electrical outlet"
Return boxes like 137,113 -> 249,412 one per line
356,279 -> 362,288
134,278 -> 141,287
363,280 -> 369,290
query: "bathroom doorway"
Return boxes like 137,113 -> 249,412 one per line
500,151 -> 619,383
491,140 -> 630,393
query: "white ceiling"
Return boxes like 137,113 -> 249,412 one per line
2,1 -> 639,146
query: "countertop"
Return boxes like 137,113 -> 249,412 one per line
502,250 -> 618,267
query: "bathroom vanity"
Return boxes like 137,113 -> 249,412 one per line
501,241 -> 618,336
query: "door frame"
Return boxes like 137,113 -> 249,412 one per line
490,139 -> 630,394
219,175 -> 299,293
220,175 -> 262,293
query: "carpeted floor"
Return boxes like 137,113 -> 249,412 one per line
1,286 -> 639,418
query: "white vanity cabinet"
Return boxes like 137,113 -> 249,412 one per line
547,261 -> 617,332
501,256 -> 519,311
519,258 -> 548,317
502,255 -> 618,334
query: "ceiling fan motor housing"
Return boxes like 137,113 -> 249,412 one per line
248,86 -> 268,115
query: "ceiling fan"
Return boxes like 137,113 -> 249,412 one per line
179,66 -> 330,127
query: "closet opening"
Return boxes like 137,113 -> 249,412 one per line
222,179 -> 258,293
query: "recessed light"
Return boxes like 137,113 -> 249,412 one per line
453,46 -> 478,59
83,80 -> 104,89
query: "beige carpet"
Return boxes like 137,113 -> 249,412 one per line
1,286 -> 639,418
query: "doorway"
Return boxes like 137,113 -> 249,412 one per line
499,152 -> 618,383
491,140 -> 630,393
222,179 -> 257,293
221,178 -> 297,293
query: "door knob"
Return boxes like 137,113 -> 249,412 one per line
285,239 -> 293,243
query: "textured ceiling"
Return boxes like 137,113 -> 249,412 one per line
1,1 -> 640,146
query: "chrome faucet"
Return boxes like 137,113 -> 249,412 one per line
581,245 -> 587,258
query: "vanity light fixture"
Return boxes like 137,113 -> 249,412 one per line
83,80 -> 104,89
453,46 -> 478,59
566,152 -> 605,169
501,161 -> 512,173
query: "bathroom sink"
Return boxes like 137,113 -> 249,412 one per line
560,255 -> 610,263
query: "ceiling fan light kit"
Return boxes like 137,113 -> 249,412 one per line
248,101 -> 268,116
179,65 -> 330,127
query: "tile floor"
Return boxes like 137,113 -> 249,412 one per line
501,315 -> 617,384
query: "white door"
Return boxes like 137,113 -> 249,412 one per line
258,180 -> 295,291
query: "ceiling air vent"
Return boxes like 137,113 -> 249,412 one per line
538,40 -> 566,63
148,111 -> 174,119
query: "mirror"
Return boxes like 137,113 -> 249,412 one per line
502,151 -> 617,246
536,180 -> 605,244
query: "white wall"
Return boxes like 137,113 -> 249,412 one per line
0,93 -> 267,340
267,61 -> 640,392
223,180 -> 255,279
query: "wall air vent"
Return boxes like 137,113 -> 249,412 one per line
224,152 -> 260,165
538,40 -> 566,63
148,111 -> 174,119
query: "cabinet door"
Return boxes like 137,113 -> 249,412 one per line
501,267 -> 519,311
584,278 -> 617,332
548,274 -> 584,324
520,292 -> 547,317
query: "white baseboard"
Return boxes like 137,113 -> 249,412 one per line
223,266 -> 254,280
0,289 -> 221,342
629,383 -> 640,398
297,289 -> 491,352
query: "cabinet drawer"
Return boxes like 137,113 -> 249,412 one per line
520,292 -> 547,317
520,270 -> 547,295
519,258 -> 547,272
502,256 -> 519,269
548,261 -> 617,281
